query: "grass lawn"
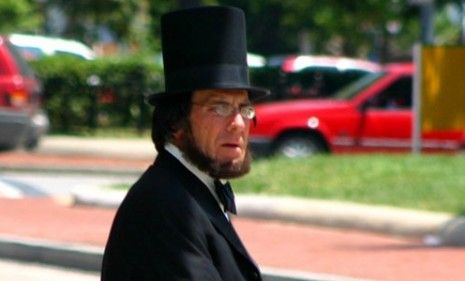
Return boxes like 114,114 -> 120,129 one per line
108,153 -> 465,215
231,154 -> 465,215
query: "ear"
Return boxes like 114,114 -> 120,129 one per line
171,128 -> 184,146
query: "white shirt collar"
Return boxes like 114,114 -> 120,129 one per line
164,143 -> 225,212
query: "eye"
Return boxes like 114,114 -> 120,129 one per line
210,103 -> 232,116
240,105 -> 255,119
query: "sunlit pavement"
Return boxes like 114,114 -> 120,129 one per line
0,197 -> 465,281
1,137 -> 465,281
0,258 -> 99,281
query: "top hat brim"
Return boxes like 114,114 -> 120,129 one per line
147,86 -> 270,105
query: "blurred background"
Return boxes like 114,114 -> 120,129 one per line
1,0 -> 465,142
1,1 -> 465,281
1,0 -> 465,140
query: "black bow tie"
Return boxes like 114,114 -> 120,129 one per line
214,179 -> 237,214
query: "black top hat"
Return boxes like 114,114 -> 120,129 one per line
148,6 -> 269,105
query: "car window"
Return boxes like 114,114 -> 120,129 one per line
366,76 -> 412,110
334,72 -> 385,100
283,67 -> 371,99
5,40 -> 36,78
15,46 -> 45,60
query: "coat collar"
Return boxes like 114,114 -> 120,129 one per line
154,150 -> 258,268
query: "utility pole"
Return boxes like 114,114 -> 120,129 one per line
408,0 -> 435,154
409,0 -> 435,44
421,1 -> 434,44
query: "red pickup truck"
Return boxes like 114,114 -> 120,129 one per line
250,63 -> 465,157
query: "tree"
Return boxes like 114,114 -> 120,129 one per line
147,0 -> 178,53
434,0 -> 464,44
277,0 -> 420,62
0,0 -> 42,34
38,0 -> 464,60
45,0 -> 138,40
218,0 -> 425,62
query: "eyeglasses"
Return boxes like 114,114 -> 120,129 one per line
193,102 -> 256,120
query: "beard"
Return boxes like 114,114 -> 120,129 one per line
179,126 -> 252,179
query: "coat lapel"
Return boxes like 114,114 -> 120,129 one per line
155,151 -> 257,267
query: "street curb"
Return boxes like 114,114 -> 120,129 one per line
68,189 -> 454,239
236,195 -> 453,238
0,235 -> 102,272
0,235 -> 370,281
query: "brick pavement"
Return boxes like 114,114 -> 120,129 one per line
1,197 -> 465,281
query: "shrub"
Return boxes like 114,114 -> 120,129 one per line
31,56 -> 163,134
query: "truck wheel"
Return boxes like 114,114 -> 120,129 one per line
274,134 -> 326,158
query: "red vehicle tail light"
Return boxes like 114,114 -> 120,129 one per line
7,90 -> 28,108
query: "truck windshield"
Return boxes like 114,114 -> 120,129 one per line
333,72 -> 385,100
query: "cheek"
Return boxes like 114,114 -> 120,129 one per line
191,123 -> 217,153
202,130 -> 217,153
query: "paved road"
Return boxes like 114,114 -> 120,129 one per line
1,197 -> 465,281
0,258 -> 99,281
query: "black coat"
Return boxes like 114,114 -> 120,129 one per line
101,151 -> 261,281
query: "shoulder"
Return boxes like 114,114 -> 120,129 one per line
118,156 -> 206,219
126,163 -> 189,209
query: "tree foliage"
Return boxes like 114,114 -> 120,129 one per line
0,0 -> 42,33
218,0 -> 463,61
45,0 -> 139,42
5,0 -> 462,62
218,0 -> 425,62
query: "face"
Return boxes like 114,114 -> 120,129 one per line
175,89 -> 253,178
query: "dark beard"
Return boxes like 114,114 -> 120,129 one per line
180,127 -> 251,179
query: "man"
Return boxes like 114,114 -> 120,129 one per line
101,5 -> 269,281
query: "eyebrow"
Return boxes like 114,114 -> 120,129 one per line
208,100 -> 252,107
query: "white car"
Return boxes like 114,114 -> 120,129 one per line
8,33 -> 95,60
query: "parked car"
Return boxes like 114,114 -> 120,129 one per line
277,55 -> 381,73
250,63 -> 465,158
0,36 -> 49,150
256,55 -> 381,102
8,33 -> 95,61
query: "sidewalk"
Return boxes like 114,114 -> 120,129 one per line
1,136 -> 465,281
1,197 -> 465,281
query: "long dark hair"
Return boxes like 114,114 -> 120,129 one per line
151,93 -> 192,152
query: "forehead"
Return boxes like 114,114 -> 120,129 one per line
192,89 -> 249,103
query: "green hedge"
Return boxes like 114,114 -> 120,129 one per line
30,57 -> 281,134
31,56 -> 163,134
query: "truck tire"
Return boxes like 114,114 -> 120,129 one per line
274,133 -> 326,158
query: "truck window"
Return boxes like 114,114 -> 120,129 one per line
284,67 -> 368,99
334,72 -> 384,100
368,76 -> 412,110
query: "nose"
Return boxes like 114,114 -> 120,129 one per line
228,111 -> 248,132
